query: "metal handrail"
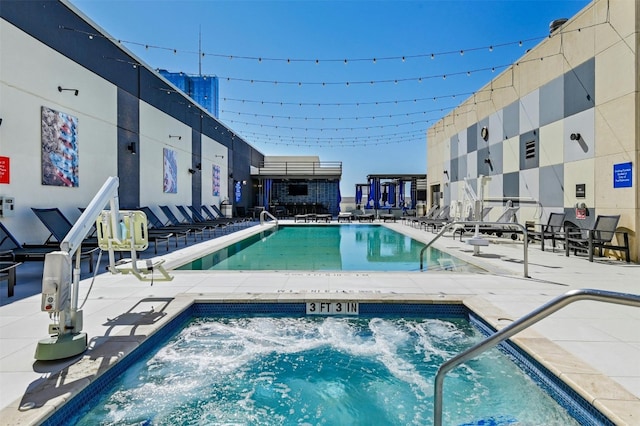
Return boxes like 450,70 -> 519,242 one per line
260,210 -> 278,225
433,288 -> 640,426
419,221 -> 529,277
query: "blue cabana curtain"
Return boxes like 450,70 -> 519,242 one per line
263,179 -> 272,209
388,184 -> 395,207
367,180 -> 375,208
398,180 -> 405,207
373,178 -> 381,209
336,185 -> 342,213
355,185 -> 363,206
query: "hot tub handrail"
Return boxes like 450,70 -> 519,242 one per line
419,221 -> 529,278
433,288 -> 640,426
260,210 -> 278,225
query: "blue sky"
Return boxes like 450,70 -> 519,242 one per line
69,0 -> 589,196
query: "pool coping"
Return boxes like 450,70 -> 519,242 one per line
3,293 -> 637,425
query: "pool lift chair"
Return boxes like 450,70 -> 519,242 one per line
461,176 -> 492,254
35,177 -> 172,361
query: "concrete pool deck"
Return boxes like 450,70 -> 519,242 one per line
0,220 -> 639,424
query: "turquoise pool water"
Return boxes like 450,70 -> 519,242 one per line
70,315 -> 579,425
178,225 -> 483,272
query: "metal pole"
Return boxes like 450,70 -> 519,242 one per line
433,289 -> 640,426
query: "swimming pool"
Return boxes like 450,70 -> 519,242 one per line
178,224 -> 483,272
48,302 -> 611,426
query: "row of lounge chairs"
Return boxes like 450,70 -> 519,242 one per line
0,205 -> 254,297
405,205 -> 630,263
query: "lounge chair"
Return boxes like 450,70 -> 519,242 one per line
0,222 -> 97,273
184,205 -> 231,234
158,206 -> 208,240
33,207 -> 172,255
477,205 -> 521,240
198,206 -> 237,229
211,204 -> 248,223
356,212 -> 375,222
451,207 -> 493,240
139,206 -> 192,247
420,205 -> 451,232
337,212 -> 353,222
409,205 -> 439,228
565,215 -> 630,262
31,207 -> 99,247
527,212 -> 566,252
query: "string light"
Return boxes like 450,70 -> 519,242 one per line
221,91 -> 487,106
210,63 -> 514,86
62,25 -> 583,64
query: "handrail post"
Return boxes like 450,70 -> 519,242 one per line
433,289 -> 640,425
260,210 -> 278,225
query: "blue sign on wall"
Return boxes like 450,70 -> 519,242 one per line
613,162 -> 633,188
234,181 -> 242,202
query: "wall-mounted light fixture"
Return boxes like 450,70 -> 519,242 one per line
443,170 -> 449,180
242,180 -> 247,185
58,86 -> 79,96
188,168 -> 196,174
169,135 -> 182,140
480,126 -> 489,141
484,158 -> 494,172
196,163 -> 202,170
58,86 -> 80,96
127,141 -> 137,155
570,133 -> 581,141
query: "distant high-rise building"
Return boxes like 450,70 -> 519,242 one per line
158,70 -> 219,118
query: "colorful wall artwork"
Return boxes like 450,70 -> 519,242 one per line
212,164 -> 220,196
41,106 -> 79,187
163,148 -> 177,193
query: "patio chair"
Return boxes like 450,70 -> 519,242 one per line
565,215 -> 630,262
0,222 -> 97,273
527,212 -> 566,252
0,260 -> 21,297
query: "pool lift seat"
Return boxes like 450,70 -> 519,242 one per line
35,177 -> 172,361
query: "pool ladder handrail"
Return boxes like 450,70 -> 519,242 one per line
433,288 -> 640,426
259,210 -> 278,225
419,221 -> 529,278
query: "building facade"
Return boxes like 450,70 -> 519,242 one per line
0,0 -> 261,244
426,0 -> 639,262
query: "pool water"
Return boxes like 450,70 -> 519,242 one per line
70,316 -> 579,425
178,225 -> 483,272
